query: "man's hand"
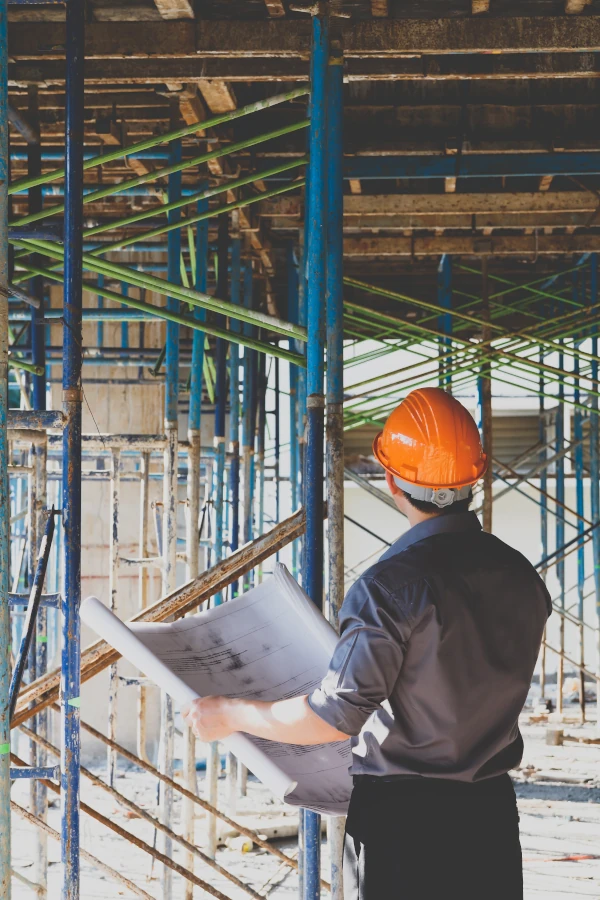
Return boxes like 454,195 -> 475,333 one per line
182,696 -> 235,743
182,694 -> 349,746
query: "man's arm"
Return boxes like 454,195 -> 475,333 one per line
182,695 -> 350,745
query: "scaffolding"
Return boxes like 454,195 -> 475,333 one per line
2,4 -> 600,900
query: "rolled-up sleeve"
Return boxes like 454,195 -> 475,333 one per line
308,576 -> 411,736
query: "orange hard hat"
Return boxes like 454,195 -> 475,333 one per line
372,387 -> 487,490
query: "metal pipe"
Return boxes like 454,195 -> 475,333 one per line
539,363 -> 548,703
159,126 -> 181,900
137,450 -> 151,765
573,271 -> 586,722
325,42 -> 345,900
590,255 -> 600,724
556,338 -> 566,717
478,258 -> 493,533
61,1 -> 84,895
242,263 -> 255,594
0,1 -> 10,892
107,448 -> 121,784
213,213 -> 229,606
10,88 -> 310,194
229,231 -> 241,598
304,15 -> 328,900
287,245 -> 300,579
12,119 -> 309,227
437,255 -> 452,391
16,241 -> 308,348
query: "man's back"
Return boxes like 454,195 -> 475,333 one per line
309,512 -> 550,781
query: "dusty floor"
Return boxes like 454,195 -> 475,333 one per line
10,714 -> 600,898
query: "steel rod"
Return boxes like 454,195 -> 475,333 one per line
60,1 -> 84,895
0,0 -> 10,893
9,88 -> 310,195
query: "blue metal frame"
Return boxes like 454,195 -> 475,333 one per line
572,271 -> 586,719
61,1 -> 85,896
214,215 -> 229,605
590,256 -> 600,660
0,1 -> 10,893
437,255 -> 452,391
287,245 -> 300,578
303,15 -> 329,900
229,236 -> 241,597
345,152 -> 600,180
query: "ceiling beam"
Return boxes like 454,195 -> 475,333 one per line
261,191 -> 598,217
10,53 -> 600,86
197,80 -> 237,114
343,234 -> 600,256
10,18 -> 600,61
471,0 -> 490,13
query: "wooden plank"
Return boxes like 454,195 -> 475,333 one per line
153,0 -> 194,18
539,174 -> 554,191
472,0 -> 490,13
198,80 -> 237,114
444,176 -> 457,193
565,0 -> 591,12
13,507 -> 311,728
11,18 -> 600,62
349,179 -> 362,195
342,234 -> 600,256
371,0 -> 389,16
264,0 -> 286,15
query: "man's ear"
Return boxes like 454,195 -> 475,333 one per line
385,470 -> 400,495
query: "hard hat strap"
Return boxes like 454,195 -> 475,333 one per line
393,476 -> 472,508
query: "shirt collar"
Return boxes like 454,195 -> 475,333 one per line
379,511 -> 482,562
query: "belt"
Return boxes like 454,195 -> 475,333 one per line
353,774 -> 423,785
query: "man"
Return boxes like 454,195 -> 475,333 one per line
184,387 -> 550,899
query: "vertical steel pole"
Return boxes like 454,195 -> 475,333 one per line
256,356 -> 267,581
274,357 -> 281,562
214,214 -> 229,605
27,81 -> 49,891
229,231 -> 241,597
556,337 -> 566,717
183,192 -> 208,887
107,447 -> 121,783
539,361 -> 548,702
437,255 -> 452,392
478,258 -> 493,533
573,271 -> 586,722
242,263 -> 256,592
303,14 -> 328,900
0,1 -> 10,893
137,449 -> 150,764
287,246 -> 300,574
160,123 -> 182,900
590,255 -> 600,724
325,41 -> 345,900
61,1 -> 84,896
28,85 -> 45,412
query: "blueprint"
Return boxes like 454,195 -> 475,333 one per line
80,563 -> 353,815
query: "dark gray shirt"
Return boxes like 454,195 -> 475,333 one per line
309,512 -> 550,781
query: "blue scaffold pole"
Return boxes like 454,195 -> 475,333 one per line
229,234 -> 241,596
287,245 -> 300,578
214,214 -> 229,604
61,1 -> 85,897
0,0 -> 11,895
303,12 -> 329,900
589,256 -> 600,685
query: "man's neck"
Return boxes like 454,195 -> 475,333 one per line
405,508 -> 443,529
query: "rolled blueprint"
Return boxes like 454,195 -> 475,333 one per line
80,594 -> 297,800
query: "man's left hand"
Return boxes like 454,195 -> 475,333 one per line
182,696 -> 234,743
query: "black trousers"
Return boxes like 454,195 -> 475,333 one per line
344,773 -> 523,900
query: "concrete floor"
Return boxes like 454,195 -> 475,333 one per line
10,714 -> 600,898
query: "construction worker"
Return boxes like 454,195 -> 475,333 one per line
184,387 -> 550,900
